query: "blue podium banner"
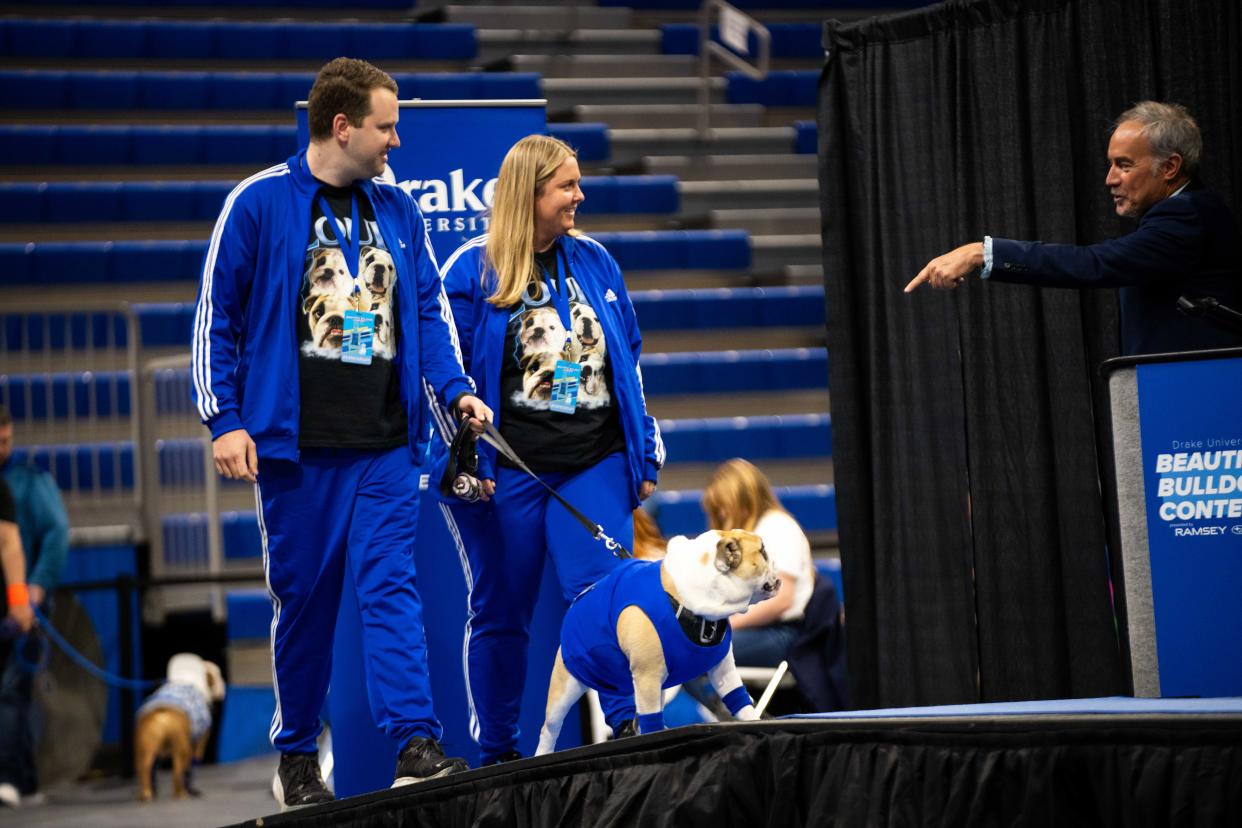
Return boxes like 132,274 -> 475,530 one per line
1136,356 -> 1242,697
296,100 -> 546,262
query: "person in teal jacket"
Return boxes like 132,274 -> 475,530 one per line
0,404 -> 68,808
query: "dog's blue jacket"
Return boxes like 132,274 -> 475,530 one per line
561,559 -> 733,694
190,150 -> 472,461
432,232 -> 664,508
138,683 -> 212,742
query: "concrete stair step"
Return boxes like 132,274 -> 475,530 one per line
422,5 -> 632,29
605,127 -> 795,167
678,178 -> 818,213
640,153 -> 816,180
493,53 -> 697,78
784,264 -> 824,285
476,28 -> 662,59
542,76 -> 725,109
751,234 -> 823,270
559,103 -> 767,129
710,207 -> 821,235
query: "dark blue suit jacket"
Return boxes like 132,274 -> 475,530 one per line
987,185 -> 1242,355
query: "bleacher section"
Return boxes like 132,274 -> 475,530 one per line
4,1 -> 840,632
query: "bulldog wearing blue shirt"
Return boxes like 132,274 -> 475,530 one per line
536,529 -> 780,752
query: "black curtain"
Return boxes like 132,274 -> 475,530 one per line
819,0 -> 1242,709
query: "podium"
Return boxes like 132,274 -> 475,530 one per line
1105,347 -> 1242,697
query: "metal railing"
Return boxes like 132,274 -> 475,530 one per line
698,0 -> 771,137
0,305 -> 143,531
1,303 -> 246,623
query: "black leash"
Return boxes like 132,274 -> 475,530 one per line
448,420 -> 632,559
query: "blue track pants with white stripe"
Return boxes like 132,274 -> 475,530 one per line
443,451 -> 635,763
258,446 -> 441,755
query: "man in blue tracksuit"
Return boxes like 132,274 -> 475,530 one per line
430,135 -> 665,762
191,58 -> 491,809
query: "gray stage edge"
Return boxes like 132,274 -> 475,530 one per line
1108,366 -> 1159,697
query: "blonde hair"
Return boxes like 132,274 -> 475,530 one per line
484,134 -> 580,307
633,508 -> 667,560
702,458 -> 783,532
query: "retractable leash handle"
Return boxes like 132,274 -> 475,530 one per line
479,422 -> 633,560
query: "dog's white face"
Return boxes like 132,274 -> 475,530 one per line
519,306 -> 566,356
304,293 -> 354,350
664,529 -> 780,619
578,352 -> 606,398
306,247 -> 352,298
520,350 -> 559,400
570,303 -> 605,356
373,302 -> 393,354
358,247 -> 395,308
203,661 -> 226,702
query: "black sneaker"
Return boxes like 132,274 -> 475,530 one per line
392,737 -> 469,787
275,752 -> 334,812
482,749 -> 523,766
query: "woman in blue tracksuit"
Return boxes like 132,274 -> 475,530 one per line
434,134 -> 664,763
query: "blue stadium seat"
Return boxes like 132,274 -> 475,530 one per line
0,125 -> 298,166
9,442 -> 135,492
658,413 -> 830,463
548,123 -> 610,163
0,232 -> 752,285
660,23 -> 823,58
0,16 -> 473,61
631,285 -> 824,330
577,175 -> 678,215
726,70 -> 817,107
226,588 -> 273,641
0,371 -> 131,421
650,483 -> 837,538
222,511 -> 263,560
7,179 -> 681,224
2,311 -> 128,352
815,558 -> 844,602
590,230 -> 751,271
795,120 -> 816,154
0,70 -> 539,111
134,303 -> 196,349
640,349 -> 827,395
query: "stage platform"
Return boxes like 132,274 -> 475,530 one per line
9,698 -> 1238,826
216,697 -> 1241,827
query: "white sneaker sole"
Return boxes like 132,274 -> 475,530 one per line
390,766 -> 456,788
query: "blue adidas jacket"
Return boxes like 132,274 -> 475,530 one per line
434,232 -> 664,507
190,150 -> 472,462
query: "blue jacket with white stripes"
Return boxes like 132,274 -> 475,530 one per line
434,232 -> 664,508
190,150 -> 473,463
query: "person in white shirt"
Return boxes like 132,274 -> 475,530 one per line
702,458 -> 814,666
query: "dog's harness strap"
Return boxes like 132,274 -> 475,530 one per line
666,592 -> 727,647
480,421 -> 633,559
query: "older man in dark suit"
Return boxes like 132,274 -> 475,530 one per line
907,101 -> 1241,355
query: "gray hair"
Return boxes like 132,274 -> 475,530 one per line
1115,101 -> 1201,177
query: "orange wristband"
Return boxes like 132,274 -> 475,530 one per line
6,583 -> 29,607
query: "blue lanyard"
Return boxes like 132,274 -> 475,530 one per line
316,191 -> 361,279
539,246 -> 573,331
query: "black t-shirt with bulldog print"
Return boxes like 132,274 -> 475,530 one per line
497,243 -> 627,473
298,182 -> 407,449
